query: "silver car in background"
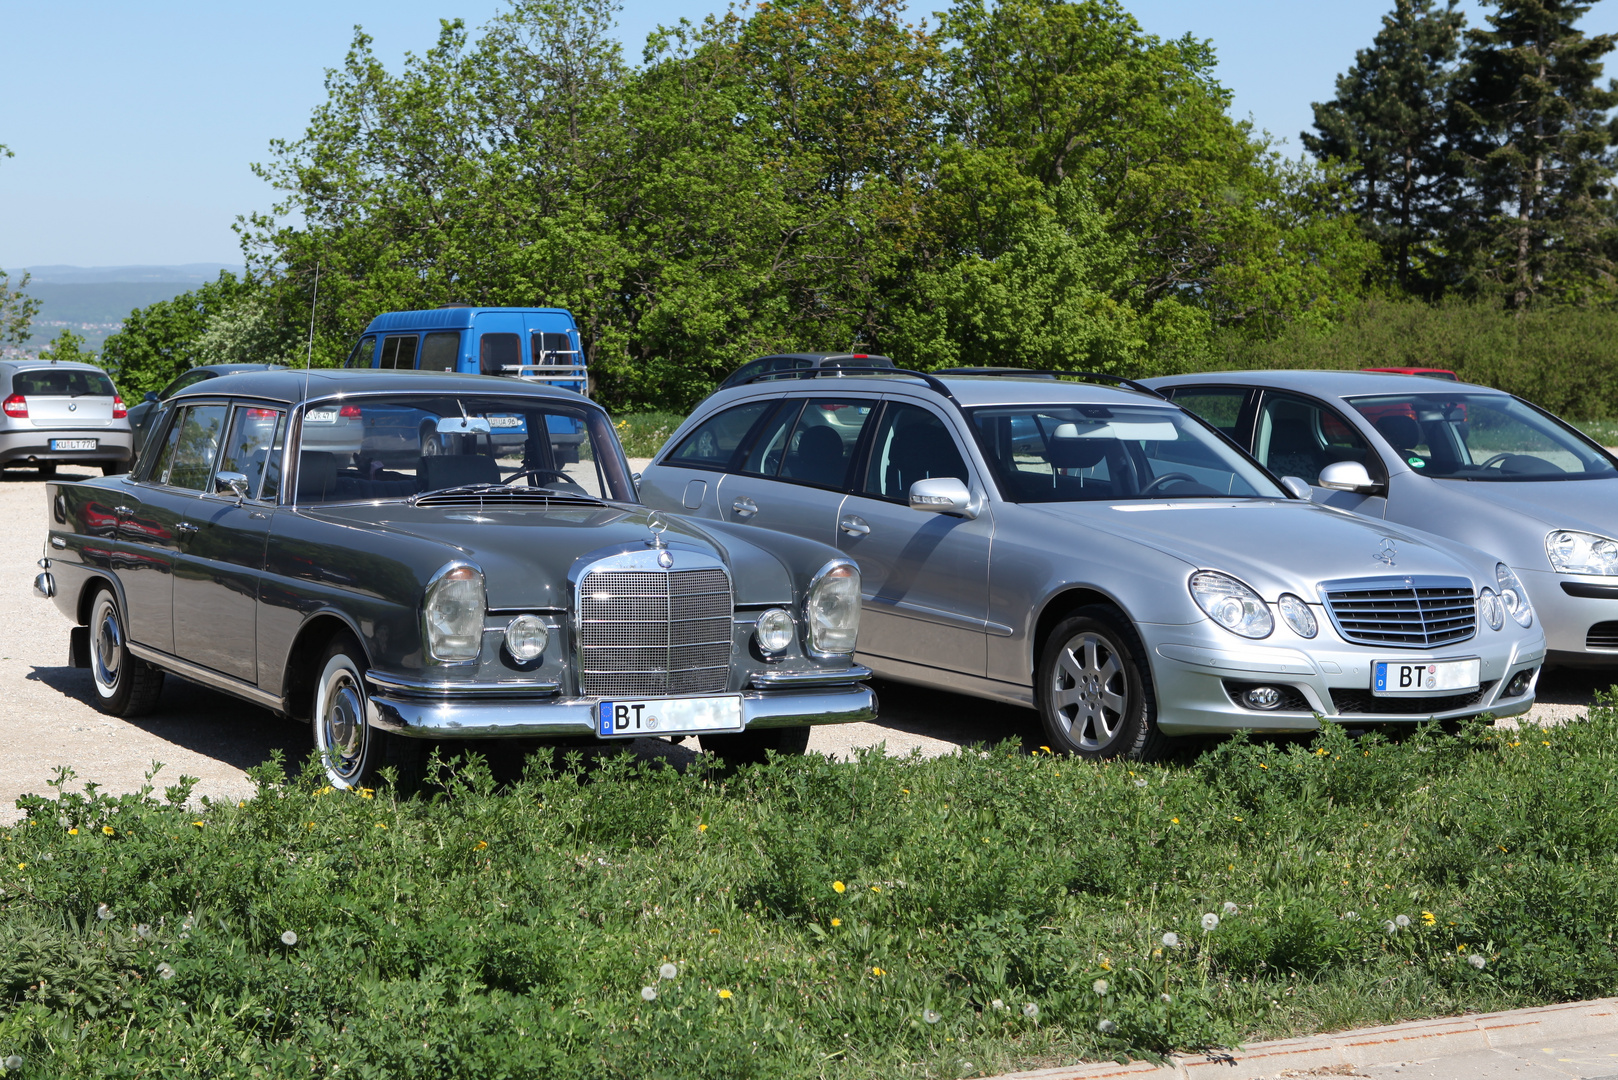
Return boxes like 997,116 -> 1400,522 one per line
1146,370 -> 1618,669
0,361 -> 133,476
638,370 -> 1545,760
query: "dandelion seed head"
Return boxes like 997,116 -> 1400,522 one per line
659,962 -> 678,980
1022,1002 -> 1039,1019
1223,901 -> 1239,915
1201,913 -> 1219,931
136,923 -> 153,940
923,1008 -> 941,1024
991,999 -> 1007,1011
1343,911 -> 1359,921
641,986 -> 657,1001
1469,954 -> 1486,970
1092,979 -> 1109,995
96,903 -> 112,921
280,930 -> 298,946
5,1055 -> 22,1070
1162,931 -> 1180,948
1161,993 -> 1173,1003
1134,778 -> 1147,788
1395,914 -> 1410,927
1097,1018 -> 1116,1033
156,962 -> 175,980
1385,920 -> 1400,935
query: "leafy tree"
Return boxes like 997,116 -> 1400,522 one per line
100,273 -> 256,397
38,329 -> 96,365
1304,0 -> 1468,296
1449,0 -> 1618,305
0,144 -> 41,348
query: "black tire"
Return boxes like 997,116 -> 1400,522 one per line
86,588 -> 165,717
699,725 -> 811,767
1035,608 -> 1172,761
37,462 -> 56,477
311,633 -> 423,792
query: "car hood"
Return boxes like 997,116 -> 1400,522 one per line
1026,498 -> 1494,600
1423,477 -> 1618,536
302,501 -> 796,608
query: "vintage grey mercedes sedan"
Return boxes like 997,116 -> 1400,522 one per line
1144,370 -> 1618,669
637,369 -> 1545,760
34,369 -> 873,788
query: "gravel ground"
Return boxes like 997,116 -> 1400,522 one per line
1,467 -> 1602,821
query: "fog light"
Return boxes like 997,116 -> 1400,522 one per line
503,615 -> 549,661
755,608 -> 795,653
1242,686 -> 1283,710
1504,667 -> 1537,698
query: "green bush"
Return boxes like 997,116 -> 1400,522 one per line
613,412 -> 686,459
3,710 -> 1618,1077
1218,297 -> 1618,420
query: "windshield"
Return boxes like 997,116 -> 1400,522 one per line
293,393 -> 636,505
970,404 -> 1286,502
1347,393 -> 1617,482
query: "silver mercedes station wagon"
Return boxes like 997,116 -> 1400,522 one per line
1146,370 -> 1618,669
638,370 -> 1546,760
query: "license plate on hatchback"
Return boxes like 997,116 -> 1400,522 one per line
597,696 -> 744,738
1372,658 -> 1480,696
305,409 -> 337,424
50,439 -> 97,451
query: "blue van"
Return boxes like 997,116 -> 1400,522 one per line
343,306 -> 591,463
344,306 -> 587,395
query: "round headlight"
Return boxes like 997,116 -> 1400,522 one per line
504,614 -> 549,661
1546,529 -> 1618,575
1277,593 -> 1318,638
1189,571 -> 1273,639
755,608 -> 795,653
1495,563 -> 1533,628
424,563 -> 485,662
1478,587 -> 1505,631
806,562 -> 861,656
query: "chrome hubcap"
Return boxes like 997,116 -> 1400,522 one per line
320,669 -> 366,780
92,602 -> 121,691
1051,632 -> 1127,750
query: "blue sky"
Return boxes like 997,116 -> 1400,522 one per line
2,0 -> 1614,269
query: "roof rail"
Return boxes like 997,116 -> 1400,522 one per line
744,365 -> 959,404
932,367 -> 1168,401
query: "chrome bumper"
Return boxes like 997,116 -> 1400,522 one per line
366,683 -> 877,739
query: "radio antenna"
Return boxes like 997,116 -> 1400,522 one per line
303,262 -> 321,399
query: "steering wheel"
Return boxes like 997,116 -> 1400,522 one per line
1139,472 -> 1198,497
503,466 -> 587,493
1478,453 -> 1512,470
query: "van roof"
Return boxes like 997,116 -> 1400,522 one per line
360,307 -> 577,334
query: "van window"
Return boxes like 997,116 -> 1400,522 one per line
531,332 -> 573,365
378,335 -> 418,369
344,336 -> 377,369
419,332 -> 460,372
480,333 -> 521,375
14,368 -> 116,396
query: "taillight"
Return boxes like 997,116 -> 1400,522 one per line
3,394 -> 26,418
338,404 -> 362,418
244,408 -> 277,419
112,395 -> 127,419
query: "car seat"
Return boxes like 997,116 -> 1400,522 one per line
297,451 -> 339,502
1263,410 -> 1327,482
783,425 -> 847,487
419,454 -> 502,491
885,417 -> 966,496
1374,414 -> 1422,458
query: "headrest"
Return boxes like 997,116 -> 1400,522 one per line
1374,414 -> 1421,450
297,451 -> 338,501
419,454 -> 502,491
1048,423 -> 1108,470
794,425 -> 843,459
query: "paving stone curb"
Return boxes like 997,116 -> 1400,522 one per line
982,997 -> 1618,1080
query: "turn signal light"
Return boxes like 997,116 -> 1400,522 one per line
112,395 -> 127,419
3,394 -> 26,418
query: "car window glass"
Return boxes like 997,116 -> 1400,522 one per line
260,413 -> 288,501
345,336 -> 377,369
742,401 -> 804,476
419,332 -> 459,372
726,360 -> 766,387
1254,392 -> 1381,486
217,406 -> 285,499
1168,388 -> 1246,438
670,401 -> 775,469
145,408 -> 185,483
863,402 -> 968,500
13,369 -> 116,396
779,399 -> 873,488
1347,392 -> 1617,480
378,335 -> 418,369
479,333 -> 520,375
532,332 -> 574,365
163,370 -> 213,398
166,404 -> 228,491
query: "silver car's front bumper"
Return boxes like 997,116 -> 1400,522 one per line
365,679 -> 877,739
1519,566 -> 1618,666
1145,625 -> 1546,735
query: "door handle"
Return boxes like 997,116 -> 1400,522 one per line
175,522 -> 199,535
732,497 -> 759,519
839,514 -> 870,537
113,505 -> 132,518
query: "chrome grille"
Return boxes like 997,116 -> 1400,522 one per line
1319,575 -> 1476,649
578,567 -> 733,697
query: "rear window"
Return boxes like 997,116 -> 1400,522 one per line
14,368 -> 115,397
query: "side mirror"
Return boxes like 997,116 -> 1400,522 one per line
143,391 -> 159,403
1318,460 -> 1383,494
631,471 -> 642,492
1280,476 -> 1313,501
215,471 -> 250,506
909,476 -> 973,516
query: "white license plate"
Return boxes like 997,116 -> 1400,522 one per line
50,439 -> 97,451
488,414 -> 526,430
305,409 -> 337,424
596,695 -> 744,738
1372,658 -> 1480,696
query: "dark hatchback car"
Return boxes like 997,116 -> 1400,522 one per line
127,364 -> 287,458
35,370 -> 874,789
719,353 -> 895,390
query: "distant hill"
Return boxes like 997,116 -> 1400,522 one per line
10,265 -> 244,353
20,263 -> 242,285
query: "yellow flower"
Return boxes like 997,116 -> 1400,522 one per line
306,822 -> 316,830
474,840 -> 488,851
870,885 -> 881,893
359,788 -> 375,799
698,823 -> 708,832
871,967 -> 885,976
102,825 -> 115,836
191,821 -> 205,828
1100,959 -> 1112,970
717,989 -> 733,999
374,823 -> 387,829
1170,817 -> 1180,824
1039,746 -> 1052,754
316,787 -> 331,797
830,918 -> 842,927
901,788 -> 910,794
67,828 -> 78,835
1421,911 -> 1436,926
709,928 -> 720,934
1259,763 -> 1268,770
1232,816 -> 1243,823
832,881 -> 846,894
16,863 -> 25,871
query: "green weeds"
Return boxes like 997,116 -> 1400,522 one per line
613,411 -> 686,459
2,710 -> 1617,1077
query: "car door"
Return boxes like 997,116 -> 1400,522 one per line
834,398 -> 992,677
714,396 -> 877,546
637,398 -> 779,517
1251,390 -> 1389,517
172,403 -> 285,682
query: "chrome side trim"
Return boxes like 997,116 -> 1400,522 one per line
749,665 -> 872,689
365,670 -> 560,698
125,641 -> 285,711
